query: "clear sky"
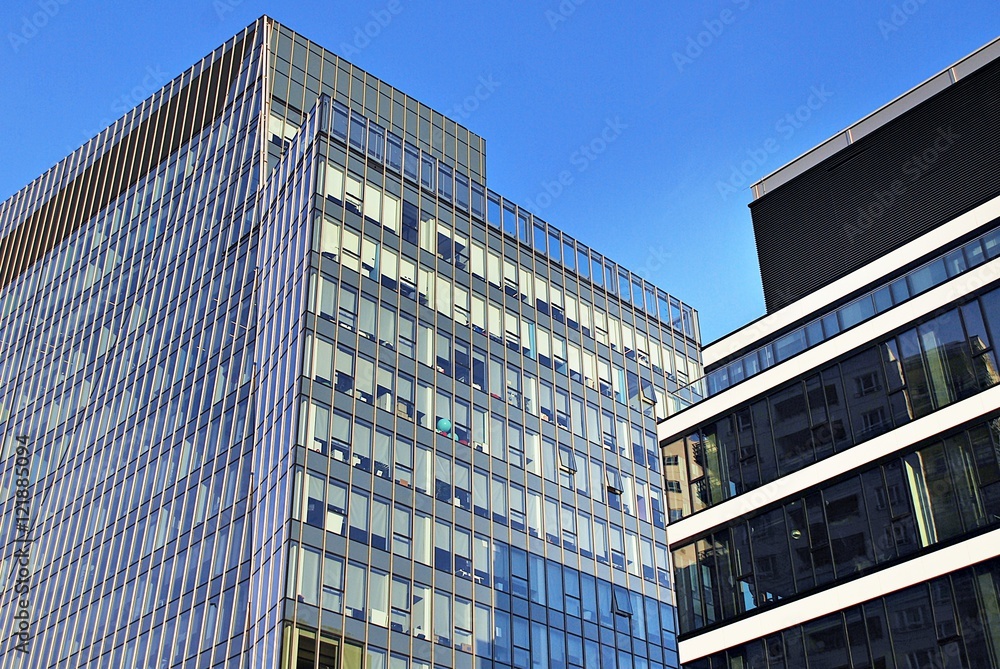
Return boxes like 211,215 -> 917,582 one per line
1,0 -> 998,342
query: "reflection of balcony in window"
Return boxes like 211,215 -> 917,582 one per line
859,407 -> 889,439
854,372 -> 881,397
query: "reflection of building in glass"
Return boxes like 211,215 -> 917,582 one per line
661,36 -> 1000,668
0,16 -> 698,668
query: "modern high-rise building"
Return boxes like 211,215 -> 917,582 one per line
660,38 -> 1000,668
0,16 -> 698,669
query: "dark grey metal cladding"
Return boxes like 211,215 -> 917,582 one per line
751,56 -> 1000,313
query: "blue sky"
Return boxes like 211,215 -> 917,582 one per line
1,0 -> 998,342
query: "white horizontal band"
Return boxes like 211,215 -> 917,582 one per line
662,250 -> 1000,446
703,192 -> 1000,368
679,526 -> 1000,663
666,383 -> 1000,546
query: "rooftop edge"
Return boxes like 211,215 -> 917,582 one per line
750,36 -> 1000,200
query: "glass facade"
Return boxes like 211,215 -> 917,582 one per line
691,220 -> 1000,400
277,46 -> 691,669
0,17 -> 694,669
661,41 -> 1000,669
686,555 -> 1000,668
0,28 -> 263,668
674,413 -> 1000,634
664,284 -> 1000,522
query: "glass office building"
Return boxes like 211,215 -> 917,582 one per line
660,38 -> 1000,668
0,17 -> 697,669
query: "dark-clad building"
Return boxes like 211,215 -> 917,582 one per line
660,37 -> 1000,668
